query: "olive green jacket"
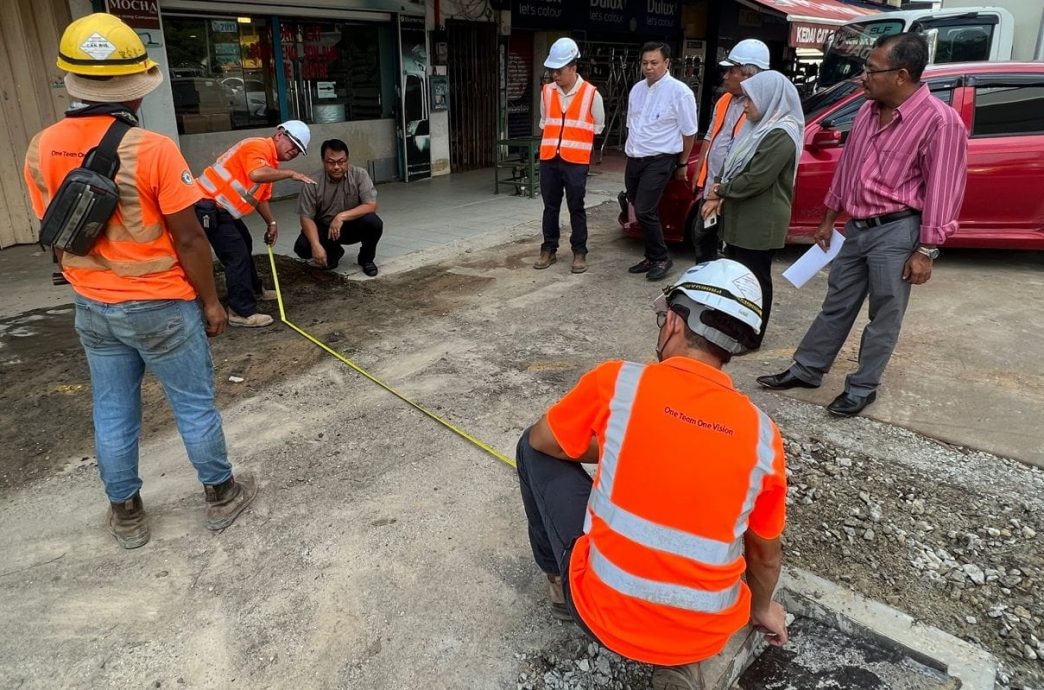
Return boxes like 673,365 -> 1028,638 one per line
715,129 -> 798,251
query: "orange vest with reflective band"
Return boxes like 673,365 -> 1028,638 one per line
196,137 -> 277,219
540,80 -> 597,164
547,359 -> 787,667
696,93 -> 747,189
23,116 -> 199,304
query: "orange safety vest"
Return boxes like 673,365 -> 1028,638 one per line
540,80 -> 597,164
196,137 -> 277,219
23,116 -> 199,304
696,93 -> 747,189
550,359 -> 786,667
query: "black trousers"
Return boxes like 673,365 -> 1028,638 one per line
624,153 -> 675,262
724,244 -> 775,349
515,427 -> 600,640
691,201 -> 721,265
195,200 -> 262,317
540,157 -> 589,254
293,213 -> 384,269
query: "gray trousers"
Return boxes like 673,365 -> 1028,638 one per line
791,215 -> 920,397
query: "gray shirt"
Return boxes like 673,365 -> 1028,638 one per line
296,165 -> 377,225
703,96 -> 747,200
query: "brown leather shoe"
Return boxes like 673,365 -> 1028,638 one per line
533,250 -> 557,270
108,493 -> 150,549
571,252 -> 588,274
547,574 -> 572,621
652,661 -> 704,690
204,472 -> 258,531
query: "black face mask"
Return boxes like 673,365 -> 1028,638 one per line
65,102 -> 139,127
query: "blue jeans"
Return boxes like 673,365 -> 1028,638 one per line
73,296 -> 232,502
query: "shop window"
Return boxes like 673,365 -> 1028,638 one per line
280,21 -> 385,125
165,16 -> 279,135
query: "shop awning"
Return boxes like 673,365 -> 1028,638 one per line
739,0 -> 882,49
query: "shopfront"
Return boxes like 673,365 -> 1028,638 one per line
128,0 -> 427,187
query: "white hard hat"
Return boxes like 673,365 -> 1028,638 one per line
278,120 -> 311,154
719,39 -> 770,70
652,260 -> 763,354
545,37 -> 580,69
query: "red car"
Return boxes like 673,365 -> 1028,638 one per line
620,62 -> 1044,250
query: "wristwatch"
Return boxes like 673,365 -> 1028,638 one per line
916,245 -> 940,260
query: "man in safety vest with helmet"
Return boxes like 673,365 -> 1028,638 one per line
691,39 -> 770,264
534,37 -> 605,274
24,13 -> 257,548
516,259 -> 788,689
195,121 -> 316,327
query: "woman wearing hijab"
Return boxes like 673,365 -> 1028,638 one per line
701,70 -> 804,349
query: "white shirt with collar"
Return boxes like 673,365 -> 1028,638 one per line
539,75 -> 606,135
624,72 -> 699,158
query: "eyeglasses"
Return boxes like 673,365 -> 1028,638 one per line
656,311 -> 668,329
862,66 -> 902,76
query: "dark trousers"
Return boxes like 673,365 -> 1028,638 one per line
725,244 -> 775,349
692,201 -> 721,264
195,200 -> 262,317
516,427 -> 600,640
540,157 -> 589,254
624,154 -> 675,262
293,213 -> 384,269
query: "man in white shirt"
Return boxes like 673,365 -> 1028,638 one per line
535,38 -> 605,274
625,42 -> 699,281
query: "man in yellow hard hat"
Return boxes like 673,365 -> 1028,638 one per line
23,13 -> 258,549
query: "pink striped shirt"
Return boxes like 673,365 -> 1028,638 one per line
825,84 -> 968,245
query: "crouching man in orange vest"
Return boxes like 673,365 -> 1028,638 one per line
534,37 -> 604,275
516,259 -> 788,689
195,121 -> 316,327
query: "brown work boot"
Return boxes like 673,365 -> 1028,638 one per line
547,574 -> 572,621
204,471 -> 258,531
571,252 -> 588,274
652,661 -> 704,690
108,493 -> 150,549
533,250 -> 557,270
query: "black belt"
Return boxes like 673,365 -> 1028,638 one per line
851,209 -> 919,229
630,153 -> 676,162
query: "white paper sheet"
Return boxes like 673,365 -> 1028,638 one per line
782,230 -> 846,288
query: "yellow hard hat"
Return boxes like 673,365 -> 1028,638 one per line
57,13 -> 157,77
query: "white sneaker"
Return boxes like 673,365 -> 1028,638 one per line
228,311 -> 273,328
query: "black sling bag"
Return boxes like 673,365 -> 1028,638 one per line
38,117 -> 133,256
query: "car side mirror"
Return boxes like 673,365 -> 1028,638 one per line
810,128 -> 843,149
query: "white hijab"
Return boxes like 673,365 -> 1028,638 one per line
720,70 -> 804,184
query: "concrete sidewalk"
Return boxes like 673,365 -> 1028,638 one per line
264,161 -> 628,278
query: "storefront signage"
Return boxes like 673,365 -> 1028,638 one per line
210,20 -> 238,34
790,22 -> 836,49
641,0 -> 680,32
513,0 -> 679,33
105,0 -> 160,30
513,0 -> 567,30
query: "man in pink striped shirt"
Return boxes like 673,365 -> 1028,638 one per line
758,33 -> 967,417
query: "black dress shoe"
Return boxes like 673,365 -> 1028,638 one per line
628,259 -> 653,274
827,390 -> 877,417
756,370 -> 819,390
646,259 -> 674,281
360,262 -> 379,277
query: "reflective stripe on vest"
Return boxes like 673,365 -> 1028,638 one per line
540,81 -> 597,164
582,361 -> 777,613
696,93 -> 746,189
197,139 -> 267,218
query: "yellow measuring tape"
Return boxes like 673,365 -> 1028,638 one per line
266,246 -> 516,468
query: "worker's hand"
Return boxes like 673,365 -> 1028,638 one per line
751,601 -> 788,647
673,166 -> 688,183
202,301 -> 228,337
813,219 -> 833,251
902,252 -> 932,285
701,198 -> 721,220
329,215 -> 344,241
264,222 -> 278,245
310,244 -> 328,269
290,171 -> 317,185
